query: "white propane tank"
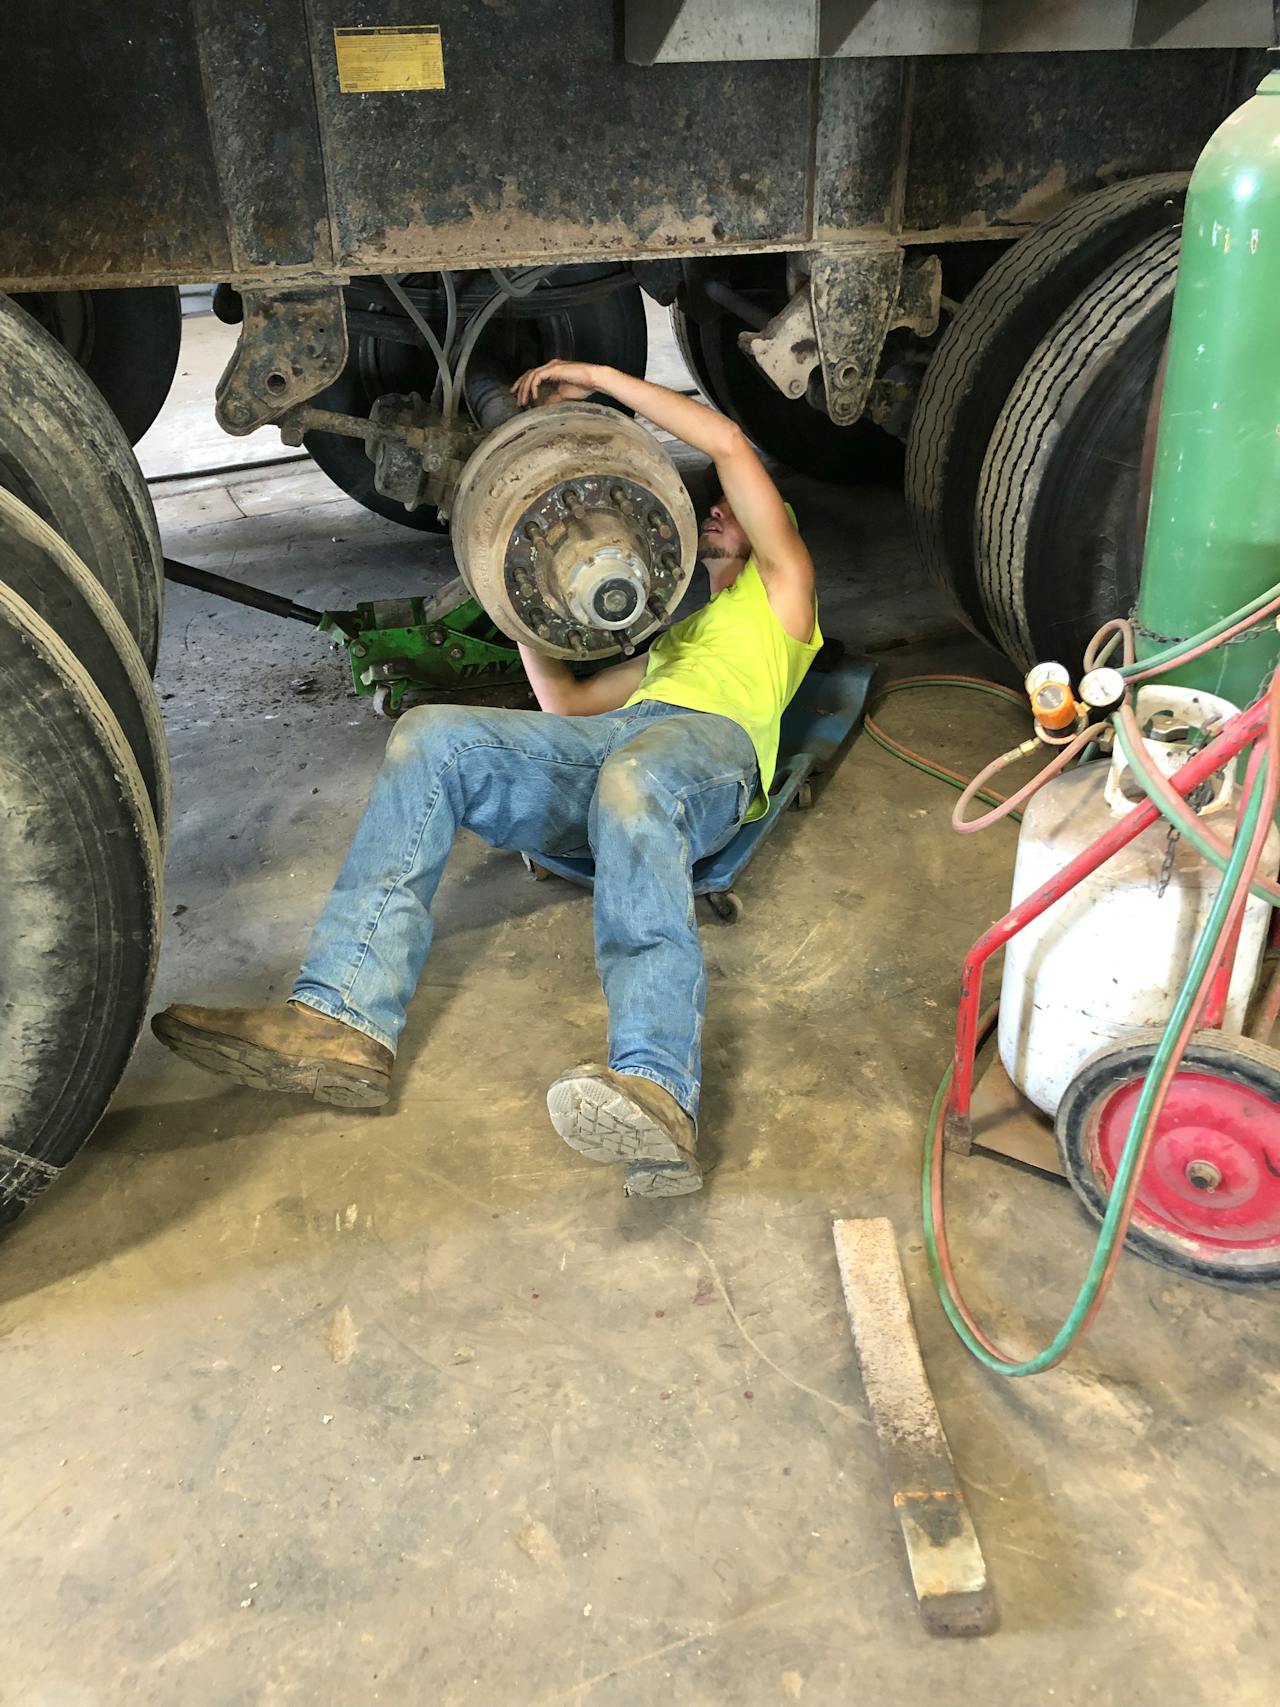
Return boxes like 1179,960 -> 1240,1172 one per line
998,685 -> 1278,1117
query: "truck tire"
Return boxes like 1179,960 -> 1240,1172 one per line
670,301 -> 717,401
307,268 -> 649,531
0,486 -> 169,840
0,579 -> 161,1230
671,271 -> 902,484
907,173 -> 1187,645
976,229 -> 1178,670
0,294 -> 163,669
11,286 -> 183,446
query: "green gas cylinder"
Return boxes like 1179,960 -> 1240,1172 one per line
1137,67 -> 1280,705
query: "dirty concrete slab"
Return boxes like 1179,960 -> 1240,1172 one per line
1,332 -> 1278,1707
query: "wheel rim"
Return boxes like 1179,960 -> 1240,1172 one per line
1057,1029 -> 1280,1281
1088,1070 -> 1280,1251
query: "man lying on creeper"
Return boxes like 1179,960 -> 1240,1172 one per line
153,359 -> 821,1197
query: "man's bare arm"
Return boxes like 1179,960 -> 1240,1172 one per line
518,645 -> 648,716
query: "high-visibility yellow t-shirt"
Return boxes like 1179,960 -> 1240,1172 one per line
625,558 -> 821,821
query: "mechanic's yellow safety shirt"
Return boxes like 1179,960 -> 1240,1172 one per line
625,557 -> 821,822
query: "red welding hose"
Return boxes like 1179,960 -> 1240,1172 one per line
1080,600 -> 1280,683
1083,617 -> 1137,672
1129,596 -> 1280,683
863,675 -> 1027,809
862,712 -> 1014,801
951,721 -> 1109,834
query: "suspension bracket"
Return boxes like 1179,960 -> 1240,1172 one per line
215,286 -> 349,435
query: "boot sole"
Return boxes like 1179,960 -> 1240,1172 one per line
547,1074 -> 702,1198
151,1015 -> 390,1109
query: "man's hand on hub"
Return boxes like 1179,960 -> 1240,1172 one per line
513,359 -> 600,406
512,357 -> 815,645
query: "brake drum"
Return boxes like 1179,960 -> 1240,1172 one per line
450,402 -> 696,660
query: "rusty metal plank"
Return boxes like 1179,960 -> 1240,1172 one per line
0,2 -> 1267,293
0,0 -> 328,292
304,0 -> 812,272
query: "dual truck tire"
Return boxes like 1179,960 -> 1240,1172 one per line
907,173 -> 1186,669
666,177 -> 1186,673
10,285 -> 182,450
0,295 -> 166,1228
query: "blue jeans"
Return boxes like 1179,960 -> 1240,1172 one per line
292,700 -> 758,1117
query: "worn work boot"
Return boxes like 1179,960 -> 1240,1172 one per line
547,1064 -> 702,1197
151,1001 -> 393,1109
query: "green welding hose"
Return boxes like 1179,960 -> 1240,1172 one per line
865,675 -> 1027,819
1113,716 -> 1280,909
872,674 -> 1025,711
922,751 -> 1268,1376
1119,578 -> 1280,679
862,725 -> 1017,816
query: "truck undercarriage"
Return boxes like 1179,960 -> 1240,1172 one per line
0,0 -> 1272,1217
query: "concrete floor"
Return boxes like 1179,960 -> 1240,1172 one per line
2,312 -> 1278,1706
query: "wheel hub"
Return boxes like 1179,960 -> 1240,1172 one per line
1092,1071 -> 1280,1247
1184,1156 -> 1222,1192
449,403 -> 696,659
565,544 -> 648,631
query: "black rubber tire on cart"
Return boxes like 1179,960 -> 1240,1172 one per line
671,256 -> 902,484
306,266 -> 649,532
1056,1028 -> 1280,1288
0,293 -> 163,670
906,173 -> 1187,647
976,228 -> 1178,670
11,286 -> 183,447
0,486 -> 169,840
0,579 -> 162,1230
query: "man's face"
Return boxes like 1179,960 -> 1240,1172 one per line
698,497 -> 750,564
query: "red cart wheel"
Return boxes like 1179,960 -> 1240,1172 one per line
1056,1028 -> 1280,1287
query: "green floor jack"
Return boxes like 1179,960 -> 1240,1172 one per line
163,559 -> 524,713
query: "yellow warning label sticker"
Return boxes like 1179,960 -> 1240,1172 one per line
334,24 -> 445,93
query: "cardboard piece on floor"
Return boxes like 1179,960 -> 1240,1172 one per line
833,1216 -> 998,1639
970,1055 -> 1065,1179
